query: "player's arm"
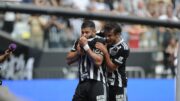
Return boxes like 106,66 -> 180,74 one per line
86,47 -> 103,67
79,36 -> 103,67
0,49 -> 12,63
66,51 -> 79,65
95,42 -> 118,71
66,40 -> 82,65
66,46 -> 83,65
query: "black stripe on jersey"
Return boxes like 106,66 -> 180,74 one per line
79,36 -> 106,84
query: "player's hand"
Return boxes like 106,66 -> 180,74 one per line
79,36 -> 88,47
4,49 -> 12,56
95,42 -> 108,54
77,44 -> 84,56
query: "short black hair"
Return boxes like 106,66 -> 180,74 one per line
103,22 -> 122,35
81,20 -> 95,29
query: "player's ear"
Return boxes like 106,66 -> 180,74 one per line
92,29 -> 96,35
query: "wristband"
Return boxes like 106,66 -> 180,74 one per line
83,44 -> 90,51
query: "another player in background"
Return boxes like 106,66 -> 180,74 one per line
66,20 -> 107,101
0,43 -> 16,63
0,43 -> 16,85
96,22 -> 130,101
0,49 -> 12,63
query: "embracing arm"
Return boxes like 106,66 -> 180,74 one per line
103,51 -> 118,71
95,42 -> 118,71
86,47 -> 103,66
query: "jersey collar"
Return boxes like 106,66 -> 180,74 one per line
113,38 -> 124,47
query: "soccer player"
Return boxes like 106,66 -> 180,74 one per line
66,20 -> 107,101
96,22 -> 130,101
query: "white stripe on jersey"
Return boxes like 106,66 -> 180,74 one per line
71,40 -> 77,51
84,55 -> 87,72
116,69 -> 122,87
124,88 -> 127,101
98,66 -> 106,83
110,73 -> 115,86
90,62 -> 94,79
122,42 -> 128,50
79,58 -> 83,81
97,68 -> 101,81
103,84 -> 107,101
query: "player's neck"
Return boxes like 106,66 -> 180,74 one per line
114,37 -> 121,45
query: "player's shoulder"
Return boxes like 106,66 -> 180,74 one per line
119,41 -> 129,51
88,35 -> 105,44
113,39 -> 129,51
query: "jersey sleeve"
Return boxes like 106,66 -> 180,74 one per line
94,38 -> 105,56
70,39 -> 79,52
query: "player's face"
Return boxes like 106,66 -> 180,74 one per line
105,32 -> 118,45
81,27 -> 95,39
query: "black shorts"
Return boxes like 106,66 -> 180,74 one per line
108,86 -> 127,101
72,80 -> 107,101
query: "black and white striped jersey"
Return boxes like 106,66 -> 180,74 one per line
107,39 -> 130,87
71,35 -> 106,84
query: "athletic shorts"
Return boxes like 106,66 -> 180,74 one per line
72,80 -> 107,101
108,85 -> 127,101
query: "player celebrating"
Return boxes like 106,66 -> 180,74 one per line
66,20 -> 107,101
96,22 -> 130,101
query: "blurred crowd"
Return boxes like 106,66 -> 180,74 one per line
0,0 -> 179,50
0,54 -> 34,80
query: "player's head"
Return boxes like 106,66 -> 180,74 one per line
81,20 -> 96,39
103,22 -> 122,45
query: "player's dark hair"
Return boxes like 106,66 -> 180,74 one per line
81,20 -> 95,29
103,22 -> 122,35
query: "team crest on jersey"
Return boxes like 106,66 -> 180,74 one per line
109,46 -> 120,56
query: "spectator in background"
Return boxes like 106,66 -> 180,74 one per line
175,3 -> 180,20
159,3 -> 179,21
165,38 -> 178,77
87,0 -> 110,31
11,13 -> 30,42
135,0 -> 151,17
34,0 -> 62,7
33,0 -> 50,7
2,12 -> 16,34
127,24 -> 146,49
0,49 -> 12,63
29,14 -> 46,49
157,0 -> 167,17
112,2 -> 129,16
44,15 -> 67,48
158,3 -> 179,74
104,0 -> 114,10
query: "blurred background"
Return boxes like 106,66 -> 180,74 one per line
0,0 -> 179,101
